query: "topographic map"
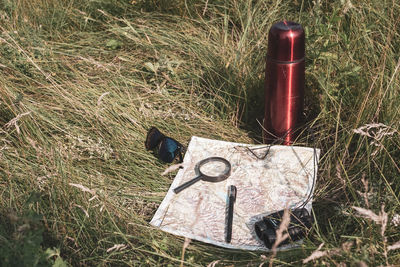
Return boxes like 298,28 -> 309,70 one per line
150,136 -> 320,250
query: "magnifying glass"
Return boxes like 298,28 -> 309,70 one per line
173,157 -> 231,194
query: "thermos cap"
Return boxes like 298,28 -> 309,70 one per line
267,21 -> 305,62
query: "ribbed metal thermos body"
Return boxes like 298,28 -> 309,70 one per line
263,21 -> 305,145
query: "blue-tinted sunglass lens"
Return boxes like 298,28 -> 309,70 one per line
145,127 -> 164,150
158,138 -> 179,163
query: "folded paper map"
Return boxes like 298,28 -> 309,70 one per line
150,136 -> 320,250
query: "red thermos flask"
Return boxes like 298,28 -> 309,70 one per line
263,21 -> 305,145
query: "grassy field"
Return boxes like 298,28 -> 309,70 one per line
0,0 -> 399,266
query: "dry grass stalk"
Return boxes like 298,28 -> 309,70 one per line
302,242 -> 325,263
353,123 -> 397,143
353,205 -> 389,264
179,238 -> 191,267
106,244 -> 127,253
207,260 -> 221,267
73,204 -> 89,218
353,123 -> 397,155
388,241 -> 400,251
357,173 -> 370,208
302,242 -> 341,264
97,92 -> 110,106
336,162 -> 346,191
162,163 -> 186,175
69,183 -> 96,195
352,205 -> 388,236
391,214 -> 400,227
269,208 -> 290,267
4,111 -> 31,134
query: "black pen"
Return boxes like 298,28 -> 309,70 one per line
226,185 -> 237,243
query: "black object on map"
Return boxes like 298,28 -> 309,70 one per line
254,208 -> 312,249
225,185 -> 237,243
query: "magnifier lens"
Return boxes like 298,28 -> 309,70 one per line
199,160 -> 228,177
173,157 -> 231,194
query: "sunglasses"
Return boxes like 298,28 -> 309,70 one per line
145,127 -> 184,163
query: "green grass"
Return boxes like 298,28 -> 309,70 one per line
0,0 -> 399,266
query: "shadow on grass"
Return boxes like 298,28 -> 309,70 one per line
0,207 -> 64,267
198,57 -> 322,144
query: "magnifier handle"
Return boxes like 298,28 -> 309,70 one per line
173,175 -> 202,194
